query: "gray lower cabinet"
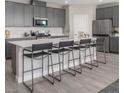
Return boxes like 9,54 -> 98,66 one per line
5,1 -> 14,26
96,36 -> 110,52
34,6 -> 46,18
47,7 -> 54,27
113,6 -> 119,27
14,3 -> 25,26
110,37 -> 119,53
24,5 -> 33,26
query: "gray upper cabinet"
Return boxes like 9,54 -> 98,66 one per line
58,9 -> 65,27
5,2 -> 14,26
14,3 -> 24,26
96,8 -> 104,20
53,8 -> 60,27
34,6 -> 46,18
47,7 -> 54,27
5,1 -> 65,27
24,5 -> 33,26
96,5 -> 119,27
104,7 -> 113,19
47,7 -> 65,27
113,6 -> 119,27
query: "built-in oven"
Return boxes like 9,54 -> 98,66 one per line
33,18 -> 48,27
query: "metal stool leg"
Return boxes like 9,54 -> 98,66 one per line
84,47 -> 92,70
31,55 -> 34,92
22,50 -> 34,93
58,52 -> 62,81
42,55 -> 54,84
63,50 -> 76,76
103,44 -> 106,64
72,50 -> 76,75
50,54 -> 55,84
79,49 -> 82,73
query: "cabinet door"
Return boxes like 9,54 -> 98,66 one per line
14,3 -> 24,26
47,7 -> 54,27
58,9 -> 65,27
92,21 -> 99,35
104,7 -> 113,19
24,5 -> 33,26
97,37 -> 110,52
34,6 -> 41,18
40,7 -> 46,18
113,6 -> 119,27
53,8 -> 60,27
5,2 -> 14,26
110,37 -> 119,53
34,6 -> 46,18
96,8 -> 104,20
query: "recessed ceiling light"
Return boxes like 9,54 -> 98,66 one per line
99,0 -> 103,2
65,0 -> 69,4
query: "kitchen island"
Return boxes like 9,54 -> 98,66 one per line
9,37 -> 96,83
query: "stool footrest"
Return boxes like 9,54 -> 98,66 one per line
85,62 -> 98,67
68,58 -> 80,61
63,69 -> 76,76
42,76 -> 54,85
24,67 -> 43,73
23,82 -> 33,93
48,74 -> 61,82
68,68 -> 82,74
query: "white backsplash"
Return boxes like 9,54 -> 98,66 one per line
5,27 -> 64,38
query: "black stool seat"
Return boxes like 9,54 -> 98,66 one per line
52,48 -> 72,53
24,51 -> 50,58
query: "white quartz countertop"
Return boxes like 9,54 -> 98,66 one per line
9,37 -> 96,48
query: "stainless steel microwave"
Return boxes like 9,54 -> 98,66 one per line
33,18 -> 48,27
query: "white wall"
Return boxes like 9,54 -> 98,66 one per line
64,5 -> 96,38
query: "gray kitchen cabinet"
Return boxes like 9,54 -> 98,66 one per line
24,5 -> 33,26
14,3 -> 25,26
100,20 -> 112,35
96,8 -> 104,20
58,9 -> 65,27
34,6 -> 46,18
92,20 -> 100,35
104,7 -> 113,19
96,36 -> 110,53
113,6 -> 119,27
53,8 -> 60,27
5,1 -> 14,26
47,7 -> 54,27
110,37 -> 119,53
47,7 -> 65,27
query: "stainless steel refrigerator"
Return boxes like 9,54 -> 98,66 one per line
92,19 -> 113,52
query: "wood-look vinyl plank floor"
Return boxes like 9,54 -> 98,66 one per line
5,53 -> 119,93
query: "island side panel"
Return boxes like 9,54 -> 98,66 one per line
11,44 -> 16,75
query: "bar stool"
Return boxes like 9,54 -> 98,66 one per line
73,39 -> 93,70
51,40 -> 76,81
90,37 -> 106,66
22,43 -> 54,93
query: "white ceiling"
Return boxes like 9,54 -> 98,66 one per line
38,0 -> 119,5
